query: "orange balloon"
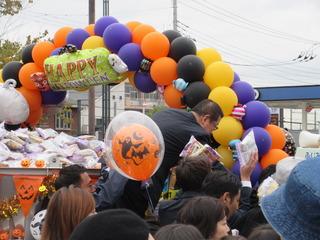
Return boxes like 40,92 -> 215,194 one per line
260,149 -> 288,169
126,21 -> 141,33
85,24 -> 95,36
54,26 -> 73,47
132,24 -> 156,44
163,84 -> 184,108
19,63 -> 42,90
141,32 -> 170,61
265,125 -> 286,149
112,124 -> 161,180
150,57 -> 177,85
25,106 -> 43,126
18,87 -> 42,111
32,41 -> 55,69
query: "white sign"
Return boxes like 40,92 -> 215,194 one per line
295,147 -> 320,160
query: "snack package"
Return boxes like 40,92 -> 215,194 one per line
180,136 -> 221,162
257,176 -> 279,201
235,130 -> 258,166
36,128 -> 58,140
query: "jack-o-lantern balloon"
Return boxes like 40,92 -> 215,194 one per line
35,159 -> 45,168
11,225 -> 24,239
18,183 -> 35,200
105,111 -> 164,181
21,159 -> 31,168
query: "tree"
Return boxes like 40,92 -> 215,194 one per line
146,104 -> 167,117
0,0 -> 22,16
0,30 -> 49,68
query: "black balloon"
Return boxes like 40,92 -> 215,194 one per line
182,81 -> 211,108
21,44 -> 35,64
2,61 -> 23,88
177,55 -> 205,83
4,123 -> 21,131
169,37 -> 197,62
163,30 -> 182,43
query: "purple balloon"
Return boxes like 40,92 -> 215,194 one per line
94,16 -> 118,37
242,101 -> 270,129
134,72 -> 157,93
233,72 -> 240,83
51,47 -> 62,56
118,43 -> 144,71
67,28 -> 90,50
232,161 -> 262,186
41,90 -> 67,105
243,127 -> 272,157
232,81 -> 255,105
103,23 -> 132,53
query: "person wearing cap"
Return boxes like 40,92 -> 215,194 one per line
261,158 -> 320,240
69,209 -> 154,240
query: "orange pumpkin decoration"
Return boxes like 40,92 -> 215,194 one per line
0,231 -> 9,240
20,159 -> 31,168
112,124 -> 161,180
35,159 -> 45,168
11,225 -> 24,239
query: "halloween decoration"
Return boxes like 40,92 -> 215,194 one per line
11,225 -> 24,239
20,159 -> 31,168
35,159 -> 45,168
0,79 -> 30,125
0,230 -> 9,240
38,175 -> 57,198
30,210 -> 47,240
13,176 -> 44,216
0,195 -> 21,221
105,111 -> 164,180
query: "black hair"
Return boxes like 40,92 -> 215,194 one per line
258,164 -> 276,184
222,236 -> 247,240
202,170 -> 242,200
177,196 -> 226,239
191,99 -> 223,122
155,224 -> 205,240
54,165 -> 87,190
247,224 -> 280,240
175,156 -> 211,192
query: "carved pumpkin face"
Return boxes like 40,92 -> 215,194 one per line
18,183 -> 35,200
112,124 -> 160,180
0,231 -> 9,240
35,159 -> 45,168
12,227 -> 24,238
20,159 -> 31,168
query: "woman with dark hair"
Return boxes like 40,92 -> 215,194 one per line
247,224 -> 280,240
41,186 -> 95,240
177,196 -> 229,240
155,224 -> 205,240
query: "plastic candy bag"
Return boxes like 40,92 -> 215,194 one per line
235,130 -> 258,166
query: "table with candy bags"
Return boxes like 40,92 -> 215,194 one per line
0,124 -> 102,240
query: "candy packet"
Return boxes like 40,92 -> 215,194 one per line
180,136 -> 221,162
235,130 -> 258,166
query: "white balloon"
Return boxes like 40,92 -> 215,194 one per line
30,210 -> 47,240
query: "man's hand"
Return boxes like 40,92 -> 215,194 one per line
240,151 -> 259,181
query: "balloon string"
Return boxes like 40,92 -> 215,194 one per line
145,182 -> 155,213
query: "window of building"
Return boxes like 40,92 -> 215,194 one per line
55,110 -> 72,130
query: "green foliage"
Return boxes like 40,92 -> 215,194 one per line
0,30 -> 49,68
146,104 -> 167,117
0,0 -> 22,16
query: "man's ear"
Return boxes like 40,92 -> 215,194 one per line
220,192 -> 231,204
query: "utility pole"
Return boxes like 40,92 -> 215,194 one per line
88,0 -> 95,135
102,0 -> 109,135
173,0 -> 177,30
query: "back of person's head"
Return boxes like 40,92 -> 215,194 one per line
247,225 -> 280,240
175,156 -> 211,192
258,164 -> 276,184
202,170 -> 242,199
41,186 -> 95,240
54,164 -> 87,190
155,224 -> 204,240
69,209 -> 151,240
192,99 -> 223,122
222,236 -> 247,240
177,196 -> 228,239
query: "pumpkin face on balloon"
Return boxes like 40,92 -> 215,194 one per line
112,124 -> 160,180
11,225 -> 24,239
18,183 -> 35,200
35,159 -> 45,168
0,231 -> 9,240
20,159 -> 31,168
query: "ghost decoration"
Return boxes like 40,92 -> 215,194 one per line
30,210 -> 47,240
0,79 -> 30,125
108,54 -> 128,74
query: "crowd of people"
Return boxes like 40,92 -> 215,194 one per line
31,99 -> 319,240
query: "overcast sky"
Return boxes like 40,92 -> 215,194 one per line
1,0 -> 320,87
